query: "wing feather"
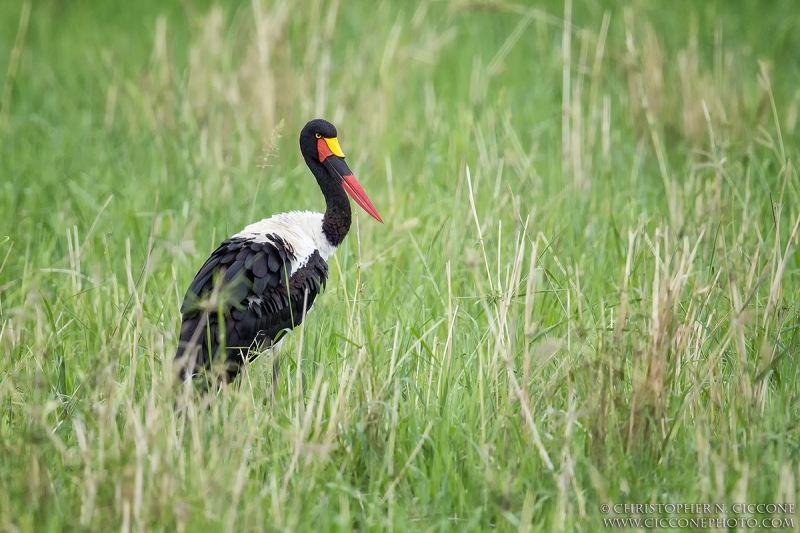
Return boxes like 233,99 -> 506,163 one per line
175,235 -> 328,384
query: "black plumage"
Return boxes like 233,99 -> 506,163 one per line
175,235 -> 328,384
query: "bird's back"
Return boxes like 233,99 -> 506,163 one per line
175,212 -> 330,384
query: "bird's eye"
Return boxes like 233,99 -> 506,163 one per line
315,133 -> 322,139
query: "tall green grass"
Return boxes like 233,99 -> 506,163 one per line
2,0 -> 800,530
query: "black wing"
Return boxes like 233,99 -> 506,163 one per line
174,235 -> 328,383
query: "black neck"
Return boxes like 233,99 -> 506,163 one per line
306,156 -> 351,247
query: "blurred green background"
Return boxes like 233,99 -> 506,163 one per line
2,0 -> 800,531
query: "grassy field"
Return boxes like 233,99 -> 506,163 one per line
2,0 -> 800,530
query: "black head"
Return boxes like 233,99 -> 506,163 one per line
297,118 -> 384,224
299,119 -> 339,161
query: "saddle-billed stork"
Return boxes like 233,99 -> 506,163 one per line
175,119 -> 383,386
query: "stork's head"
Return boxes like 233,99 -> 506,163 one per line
299,119 -> 383,223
